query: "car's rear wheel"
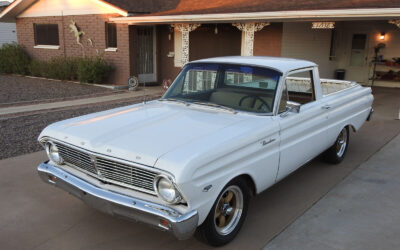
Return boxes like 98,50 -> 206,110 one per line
323,126 -> 349,164
196,178 -> 250,246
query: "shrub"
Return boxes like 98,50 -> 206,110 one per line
28,60 -> 48,77
0,43 -> 30,75
46,57 -> 79,80
77,56 -> 113,84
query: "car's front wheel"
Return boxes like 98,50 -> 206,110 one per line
196,178 -> 250,246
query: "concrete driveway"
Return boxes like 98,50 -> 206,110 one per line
0,87 -> 399,250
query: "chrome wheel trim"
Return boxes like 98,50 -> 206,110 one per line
214,185 -> 243,236
336,128 -> 348,158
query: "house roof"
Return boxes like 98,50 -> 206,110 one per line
103,0 -> 400,15
0,1 -> 9,12
1,0 -> 400,23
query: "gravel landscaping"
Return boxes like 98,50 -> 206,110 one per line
0,96 -> 159,160
0,75 -> 120,106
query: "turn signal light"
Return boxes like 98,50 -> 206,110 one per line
160,219 -> 169,228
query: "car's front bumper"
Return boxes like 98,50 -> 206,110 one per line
37,162 -> 198,240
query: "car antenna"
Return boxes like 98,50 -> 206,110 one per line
143,80 -> 147,104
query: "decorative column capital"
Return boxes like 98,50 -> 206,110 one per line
311,22 -> 335,29
389,20 -> 400,28
233,22 -> 270,32
233,22 -> 270,56
171,23 -> 201,32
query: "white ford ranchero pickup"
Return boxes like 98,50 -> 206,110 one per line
37,56 -> 373,246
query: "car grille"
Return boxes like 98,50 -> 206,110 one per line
55,142 -> 158,194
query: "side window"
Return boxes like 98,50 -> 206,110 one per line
182,69 -> 217,94
285,70 -> 315,105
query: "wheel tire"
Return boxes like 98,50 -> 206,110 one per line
323,126 -> 350,164
195,178 -> 250,247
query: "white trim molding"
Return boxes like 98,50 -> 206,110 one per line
33,45 -> 60,50
172,23 -> 201,67
104,47 -> 118,52
389,20 -> 400,28
233,22 -> 269,56
109,8 -> 400,24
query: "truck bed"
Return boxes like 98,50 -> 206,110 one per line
286,77 -> 358,96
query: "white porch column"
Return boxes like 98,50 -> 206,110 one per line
389,20 -> 400,28
233,22 -> 270,56
172,23 -> 201,67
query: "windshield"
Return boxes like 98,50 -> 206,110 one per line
162,63 -> 282,114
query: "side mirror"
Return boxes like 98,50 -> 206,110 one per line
280,101 -> 301,117
286,101 -> 301,113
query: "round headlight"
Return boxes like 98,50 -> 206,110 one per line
45,141 -> 63,165
154,176 -> 182,204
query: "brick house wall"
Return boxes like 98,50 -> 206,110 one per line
254,23 -> 283,57
16,14 -> 131,85
157,25 -> 181,83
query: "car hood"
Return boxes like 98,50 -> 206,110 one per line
39,100 -> 250,167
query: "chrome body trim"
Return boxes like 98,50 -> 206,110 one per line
37,162 -> 198,240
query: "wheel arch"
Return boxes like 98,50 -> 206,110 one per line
231,174 -> 257,197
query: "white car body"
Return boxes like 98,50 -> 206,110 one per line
37,57 -> 373,240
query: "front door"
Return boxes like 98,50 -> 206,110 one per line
346,33 -> 370,84
276,69 -> 333,181
136,26 -> 157,83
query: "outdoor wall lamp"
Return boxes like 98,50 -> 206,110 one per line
379,32 -> 386,41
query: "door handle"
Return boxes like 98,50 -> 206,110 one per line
322,105 -> 331,110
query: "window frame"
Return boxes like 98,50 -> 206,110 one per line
33,23 -> 60,47
105,22 -> 118,49
276,68 -> 317,115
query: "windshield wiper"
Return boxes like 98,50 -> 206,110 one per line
191,101 -> 238,114
159,98 -> 190,105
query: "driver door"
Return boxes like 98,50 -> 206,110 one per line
276,69 -> 332,181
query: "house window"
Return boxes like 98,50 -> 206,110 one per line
106,23 -> 117,48
34,24 -> 59,46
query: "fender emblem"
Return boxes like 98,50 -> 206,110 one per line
261,138 -> 276,146
203,185 -> 213,192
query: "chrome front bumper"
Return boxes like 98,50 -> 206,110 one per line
37,162 -> 198,240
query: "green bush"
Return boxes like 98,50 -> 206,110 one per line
28,60 -> 48,77
46,57 -> 79,81
77,56 -> 113,84
0,44 -> 113,84
29,56 -> 113,84
0,43 -> 30,75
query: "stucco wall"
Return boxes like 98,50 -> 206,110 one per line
281,22 -> 337,79
16,14 -> 130,85
281,21 -> 400,85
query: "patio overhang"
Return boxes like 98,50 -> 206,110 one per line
109,8 -> 400,24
